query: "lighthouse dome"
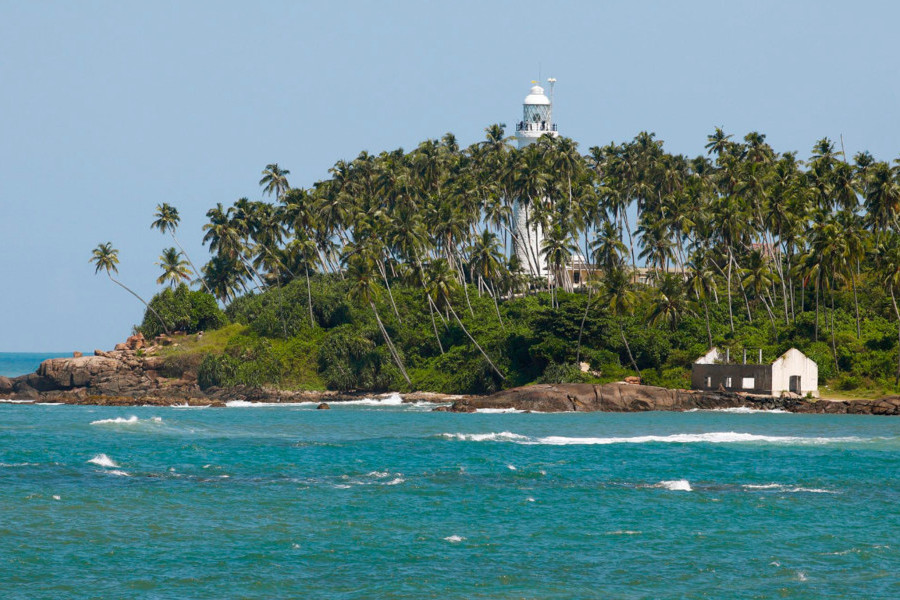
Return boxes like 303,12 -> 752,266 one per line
523,85 -> 550,105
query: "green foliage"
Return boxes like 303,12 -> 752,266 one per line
175,271 -> 900,396
141,284 -> 225,339
317,325 -> 401,391
537,362 -> 595,384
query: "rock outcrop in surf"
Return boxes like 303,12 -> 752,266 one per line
441,383 -> 900,415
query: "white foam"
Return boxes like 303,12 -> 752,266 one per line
0,399 -> 33,404
108,470 -> 130,477
367,470 -> 390,478
743,483 -> 839,494
339,393 -> 405,406
441,431 -> 530,442
531,432 -> 864,445
384,477 -> 405,485
526,497 -> 535,502
88,453 -> 119,468
657,479 -> 693,491
443,535 -> 465,543
90,416 -> 138,425
52,495 -> 61,501
690,407 -> 790,414
225,400 -> 317,407
507,464 -> 517,471
607,530 -> 642,535
476,408 -> 525,413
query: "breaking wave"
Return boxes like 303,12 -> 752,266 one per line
90,416 -> 163,426
441,431 -> 869,445
656,479 -> 693,491
87,453 -> 118,468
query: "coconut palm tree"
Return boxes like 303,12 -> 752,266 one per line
425,258 -> 505,379
259,163 -> 291,200
875,234 -> 900,384
345,256 -> 411,385
151,203 -> 212,294
90,242 -> 169,335
156,247 -> 192,287
602,267 -> 641,377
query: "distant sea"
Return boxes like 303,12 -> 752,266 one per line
0,398 -> 898,598
0,352 -> 75,377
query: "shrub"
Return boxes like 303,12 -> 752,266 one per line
140,284 -> 225,339
536,362 -> 593,384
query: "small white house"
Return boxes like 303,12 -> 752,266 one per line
691,347 -> 818,397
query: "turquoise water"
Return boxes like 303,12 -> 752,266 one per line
0,352 -> 75,377
1,400 -> 899,599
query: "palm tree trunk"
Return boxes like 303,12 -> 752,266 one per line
108,274 -> 170,335
851,270 -> 861,339
370,300 -> 411,385
726,251 -> 735,333
830,285 -> 839,374
891,286 -> 900,386
446,301 -> 504,380
575,286 -> 594,364
428,299 -> 445,354
171,233 -> 213,295
620,323 -> 641,378
305,266 -> 315,328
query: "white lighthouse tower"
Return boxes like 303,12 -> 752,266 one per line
513,79 -> 559,278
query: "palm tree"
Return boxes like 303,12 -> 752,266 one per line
876,234 -> 900,384
151,203 -> 212,294
259,163 -> 291,200
602,267 -> 641,377
345,256 -> 411,385
156,247 -> 192,287
90,243 -> 169,335
425,259 -> 505,380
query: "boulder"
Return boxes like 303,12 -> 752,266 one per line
126,333 -> 146,350
317,402 -> 330,410
0,376 -> 13,394
624,376 -> 642,385
73,351 -> 83,358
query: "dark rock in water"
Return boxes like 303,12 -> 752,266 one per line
445,383 -> 900,415
0,376 -> 14,395
317,402 -> 330,410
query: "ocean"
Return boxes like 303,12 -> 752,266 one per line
0,396 -> 898,598
0,352 -> 75,378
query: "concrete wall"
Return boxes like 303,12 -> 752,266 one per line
771,349 -> 819,397
691,364 -> 772,395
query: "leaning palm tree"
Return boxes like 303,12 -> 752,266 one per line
156,247 -> 192,287
425,259 -> 505,380
345,256 -> 411,386
603,267 -> 641,377
151,203 -> 212,294
90,242 -> 170,335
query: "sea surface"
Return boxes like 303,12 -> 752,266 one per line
1,397 -> 899,598
0,352 -> 75,377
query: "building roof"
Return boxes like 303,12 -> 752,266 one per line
523,85 -> 550,106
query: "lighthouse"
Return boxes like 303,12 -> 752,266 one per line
513,79 -> 559,278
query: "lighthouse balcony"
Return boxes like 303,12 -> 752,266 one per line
516,121 -> 558,133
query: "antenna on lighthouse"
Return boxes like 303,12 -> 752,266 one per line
547,78 -> 557,125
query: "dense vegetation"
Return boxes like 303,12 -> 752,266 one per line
94,123 -> 900,396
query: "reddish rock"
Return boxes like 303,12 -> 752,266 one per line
126,333 -> 146,350
73,351 -> 83,358
317,402 -> 330,410
0,376 -> 13,394
624,376 -> 642,385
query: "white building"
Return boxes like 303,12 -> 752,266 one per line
513,80 -> 559,278
691,347 -> 819,397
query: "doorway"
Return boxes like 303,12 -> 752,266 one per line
789,375 -> 801,394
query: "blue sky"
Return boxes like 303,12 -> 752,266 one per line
1,1 -> 898,352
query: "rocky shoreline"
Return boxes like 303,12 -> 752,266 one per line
440,383 -> 900,415
3,340 -> 900,415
